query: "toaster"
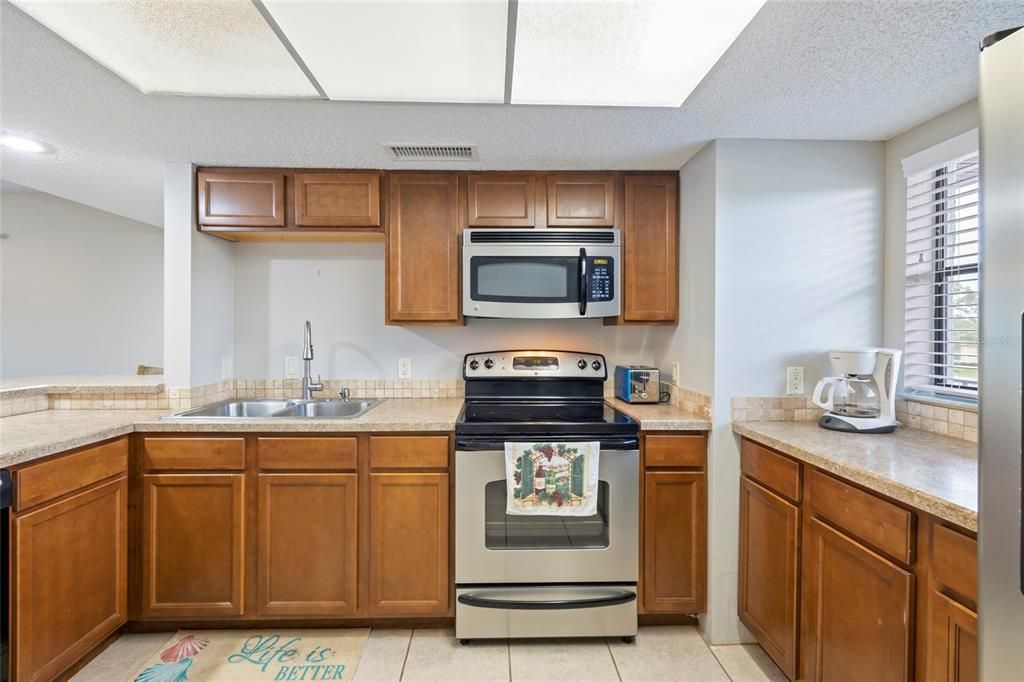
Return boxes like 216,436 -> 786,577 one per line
614,365 -> 661,404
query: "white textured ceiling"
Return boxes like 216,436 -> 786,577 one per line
2,0 -> 1023,227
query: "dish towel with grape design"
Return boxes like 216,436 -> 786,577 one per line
505,441 -> 600,516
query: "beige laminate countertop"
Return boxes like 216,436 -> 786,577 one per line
733,420 -> 977,531
610,399 -> 711,431
0,399 -> 465,469
0,374 -> 165,399
0,398 -> 710,470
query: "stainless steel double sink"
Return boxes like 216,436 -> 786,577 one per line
165,398 -> 381,420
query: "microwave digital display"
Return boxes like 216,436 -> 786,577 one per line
513,356 -> 559,370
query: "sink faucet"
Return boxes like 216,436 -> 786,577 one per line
301,320 -> 324,399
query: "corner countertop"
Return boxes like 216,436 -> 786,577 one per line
610,399 -> 711,431
0,374 -> 165,399
732,420 -> 977,531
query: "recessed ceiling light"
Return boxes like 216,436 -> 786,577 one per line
0,133 -> 54,154
512,0 -> 766,107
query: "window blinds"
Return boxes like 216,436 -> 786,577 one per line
904,150 -> 980,398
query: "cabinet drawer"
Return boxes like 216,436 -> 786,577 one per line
741,439 -> 801,502
644,435 -> 705,469
15,437 -> 128,511
257,437 -> 358,471
931,523 -> 977,603
806,469 -> 914,564
142,437 -> 246,471
370,436 -> 448,469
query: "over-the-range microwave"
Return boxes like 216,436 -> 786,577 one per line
462,229 -> 621,319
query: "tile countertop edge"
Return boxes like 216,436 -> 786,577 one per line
732,421 -> 977,532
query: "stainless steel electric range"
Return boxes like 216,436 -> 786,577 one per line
454,350 -> 640,643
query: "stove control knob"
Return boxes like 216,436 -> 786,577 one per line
592,360 -> 602,371
469,360 -> 480,370
484,358 -> 494,369
577,359 -> 587,370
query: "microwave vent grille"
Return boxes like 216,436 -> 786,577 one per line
469,231 -> 616,244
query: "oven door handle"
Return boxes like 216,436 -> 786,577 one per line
458,590 -> 636,611
578,247 -> 588,316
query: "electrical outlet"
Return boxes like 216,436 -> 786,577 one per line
285,357 -> 300,378
786,366 -> 805,395
221,356 -> 233,380
398,358 -> 412,379
671,362 -> 680,385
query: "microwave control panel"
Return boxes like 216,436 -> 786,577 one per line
586,257 -> 614,302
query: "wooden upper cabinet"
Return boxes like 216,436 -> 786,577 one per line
257,473 -> 359,617
739,476 -> 800,680
294,172 -> 382,228
802,517 -> 913,682
13,478 -> 127,682
546,174 -> 616,227
140,473 -> 246,619
387,173 -> 461,323
642,470 -> 706,613
622,174 -> 678,322
198,171 -> 285,227
467,174 -> 537,227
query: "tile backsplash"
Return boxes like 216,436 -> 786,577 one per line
731,395 -> 977,443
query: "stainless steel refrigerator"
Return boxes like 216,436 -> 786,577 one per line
979,24 -> 1024,680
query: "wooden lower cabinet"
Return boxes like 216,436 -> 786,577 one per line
738,477 -> 800,680
140,473 -> 246,618
368,472 -> 450,615
802,517 -> 913,682
13,477 -> 127,682
257,473 -> 359,616
642,470 -> 706,613
927,590 -> 978,682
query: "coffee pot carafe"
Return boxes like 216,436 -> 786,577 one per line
812,348 -> 902,433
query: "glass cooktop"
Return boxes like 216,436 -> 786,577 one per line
456,400 -> 638,440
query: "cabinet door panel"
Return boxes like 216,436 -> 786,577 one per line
802,517 -> 913,682
295,172 -> 381,227
13,478 -> 127,682
257,473 -> 358,616
642,470 -> 706,613
468,174 -> 536,227
739,477 -> 800,680
141,474 -> 245,618
198,171 -> 285,227
546,174 -> 615,226
622,174 -> 678,322
369,472 -> 449,615
387,173 -> 460,322
927,591 -> 977,682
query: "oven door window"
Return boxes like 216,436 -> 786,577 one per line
483,481 -> 610,549
470,256 -> 579,303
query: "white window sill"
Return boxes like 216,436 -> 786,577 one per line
898,391 -> 978,413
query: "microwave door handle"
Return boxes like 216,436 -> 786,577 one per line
578,248 -> 587,316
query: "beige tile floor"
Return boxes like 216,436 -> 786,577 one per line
73,626 -> 787,682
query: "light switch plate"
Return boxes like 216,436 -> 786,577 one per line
398,358 -> 412,379
786,366 -> 805,394
671,362 -> 680,385
221,356 -> 233,380
285,357 -> 300,378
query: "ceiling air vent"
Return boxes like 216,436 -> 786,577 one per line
386,144 -> 477,161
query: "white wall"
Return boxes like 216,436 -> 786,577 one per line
660,139 -> 886,644
882,100 -> 979,360
0,190 -> 163,377
233,242 -> 659,380
653,142 -> 717,396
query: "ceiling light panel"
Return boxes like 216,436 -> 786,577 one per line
263,0 -> 509,103
9,0 -> 318,97
512,0 -> 765,107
